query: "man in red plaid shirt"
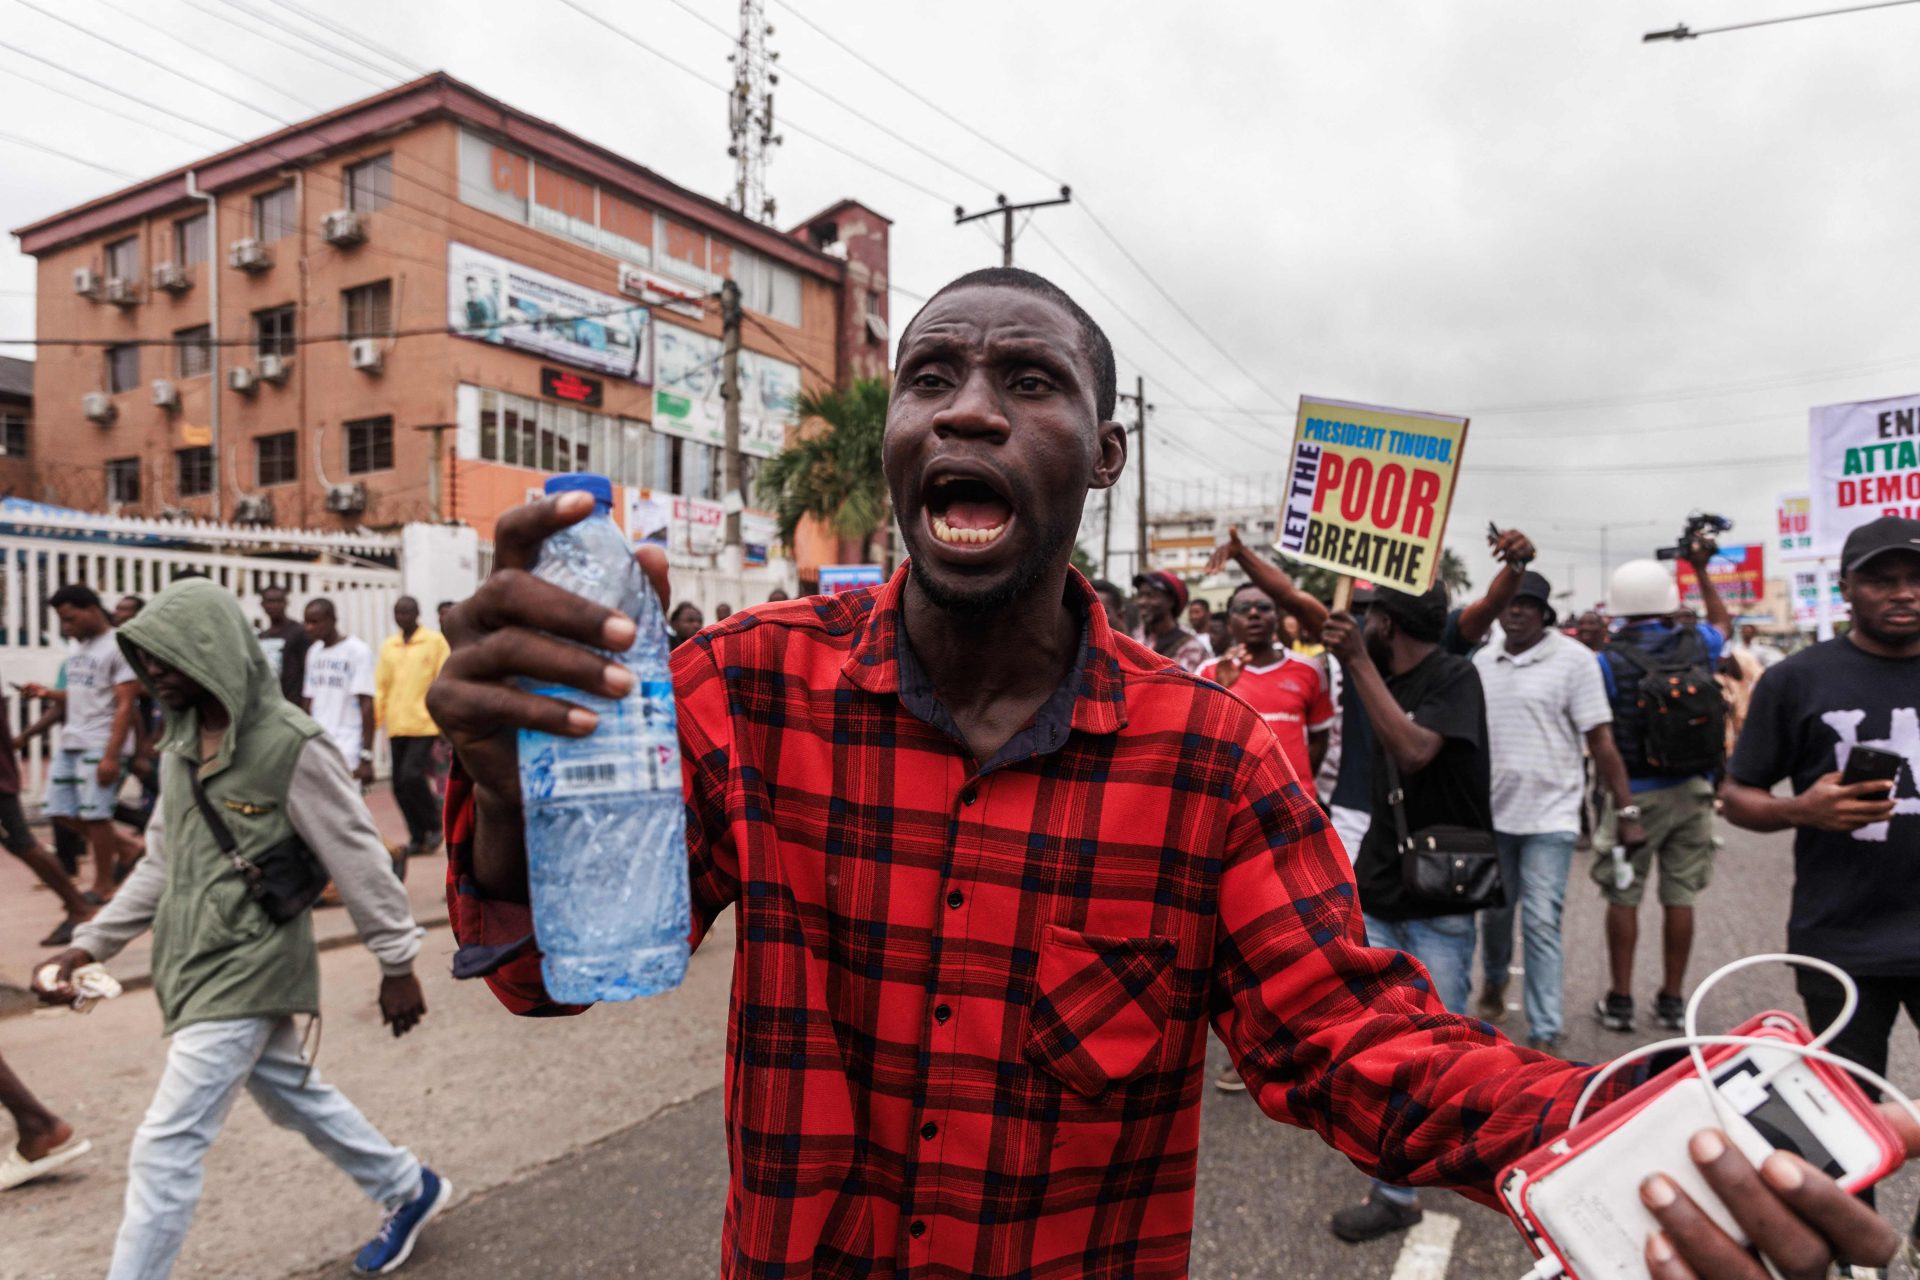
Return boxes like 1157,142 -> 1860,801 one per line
428,268 -> 1917,1279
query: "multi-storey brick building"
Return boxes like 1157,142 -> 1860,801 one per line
10,73 -> 890,582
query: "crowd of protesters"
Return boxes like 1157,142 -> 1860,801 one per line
7,267 -> 1919,1280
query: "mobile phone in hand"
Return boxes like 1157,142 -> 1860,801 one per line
1840,745 -> 1903,789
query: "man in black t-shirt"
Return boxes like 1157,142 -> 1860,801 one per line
1723,516 -> 1920,1252
1321,582 -> 1494,1244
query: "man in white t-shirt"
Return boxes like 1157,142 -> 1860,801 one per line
41,584 -> 143,901
1469,572 -> 1640,1050
301,598 -> 376,787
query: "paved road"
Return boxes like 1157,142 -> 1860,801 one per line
272,820 -> 1914,1280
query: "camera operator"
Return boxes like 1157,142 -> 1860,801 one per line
1721,516 -> 1920,1267
1591,529 -> 1732,1035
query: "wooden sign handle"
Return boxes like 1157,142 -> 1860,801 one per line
1331,576 -> 1354,614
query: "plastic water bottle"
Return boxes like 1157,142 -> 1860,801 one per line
1609,844 -> 1635,893
518,473 -> 689,1002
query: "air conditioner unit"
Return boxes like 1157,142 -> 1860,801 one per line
151,379 -> 179,409
257,353 -> 290,384
321,210 -> 364,247
82,392 -> 116,425
228,366 -> 258,394
348,338 -> 383,374
104,277 -> 140,307
151,262 -> 190,294
228,238 -> 272,272
324,482 -> 367,514
72,267 -> 100,298
233,494 -> 274,525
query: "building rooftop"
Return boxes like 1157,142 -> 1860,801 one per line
0,355 -> 31,401
11,71 -> 863,283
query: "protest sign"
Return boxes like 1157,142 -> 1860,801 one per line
1809,392 -> 1920,558
1792,568 -> 1849,627
820,565 -> 883,596
1275,396 -> 1469,594
1676,543 -> 1765,610
1776,490 -> 1816,562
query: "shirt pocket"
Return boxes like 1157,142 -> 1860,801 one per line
1022,924 -> 1178,1101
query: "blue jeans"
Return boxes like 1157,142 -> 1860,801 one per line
1477,830 -> 1578,1043
1361,910 -> 1477,1205
109,1016 -> 420,1280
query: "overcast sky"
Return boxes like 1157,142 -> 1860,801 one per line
5,0 -> 1919,605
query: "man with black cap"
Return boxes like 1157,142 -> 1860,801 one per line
1470,571 -> 1638,1051
1320,582 -> 1494,1242
1721,515 -> 1920,1267
1131,568 -> 1210,672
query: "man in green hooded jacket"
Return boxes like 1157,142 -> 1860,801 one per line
38,578 -> 449,1278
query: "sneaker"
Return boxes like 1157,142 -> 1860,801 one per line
1836,1266 -> 1884,1279
1655,993 -> 1687,1031
1330,1194 -> 1422,1243
1596,992 -> 1634,1032
1526,1035 -> 1563,1056
1213,1067 -> 1247,1093
353,1167 -> 450,1275
1475,982 -> 1508,1024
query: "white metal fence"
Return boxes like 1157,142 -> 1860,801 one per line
0,509 -> 402,792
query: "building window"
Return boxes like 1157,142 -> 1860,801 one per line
174,214 -> 208,268
253,185 -> 296,241
253,306 -> 296,359
473,388 -> 646,487
106,344 -> 139,393
106,457 -> 140,505
104,236 -> 139,283
346,416 -> 392,474
345,154 -> 392,213
342,281 -> 391,341
0,411 -> 26,458
175,446 -> 213,498
731,249 -> 801,327
255,432 -> 297,486
175,325 -> 211,378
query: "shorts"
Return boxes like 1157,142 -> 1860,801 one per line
0,791 -> 34,855
1589,777 -> 1717,908
44,747 -> 124,822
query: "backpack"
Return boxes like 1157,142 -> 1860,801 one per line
1607,631 -> 1727,775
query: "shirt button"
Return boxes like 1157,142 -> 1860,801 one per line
910,1220 -> 927,1239
946,890 -> 964,910
934,1003 -> 951,1024
960,789 -> 977,806
920,1121 -> 938,1140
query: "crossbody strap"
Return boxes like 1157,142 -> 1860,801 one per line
187,766 -> 255,881
1380,751 -> 1412,853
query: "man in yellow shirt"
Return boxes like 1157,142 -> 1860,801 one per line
375,596 -> 450,866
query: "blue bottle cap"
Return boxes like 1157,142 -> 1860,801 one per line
545,473 -> 614,511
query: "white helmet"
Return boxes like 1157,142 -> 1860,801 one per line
1609,558 -> 1678,617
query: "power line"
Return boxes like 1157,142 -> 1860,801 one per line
1645,0 -> 1920,41
91,0 -> 333,117
209,0 -> 409,82
0,128 -> 139,178
767,0 -> 1065,188
260,0 -> 427,77
171,0 -> 388,87
0,58 -> 226,150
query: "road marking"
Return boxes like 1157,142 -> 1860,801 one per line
1389,1210 -> 1461,1280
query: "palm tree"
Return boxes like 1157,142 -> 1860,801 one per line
1438,548 -> 1472,598
755,376 -> 892,565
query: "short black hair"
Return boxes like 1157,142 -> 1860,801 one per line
49,583 -> 103,613
1089,578 -> 1124,601
902,267 -> 1118,422
1190,596 -> 1210,612
305,597 -> 337,621
1227,581 -> 1268,608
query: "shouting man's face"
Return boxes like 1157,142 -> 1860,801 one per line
885,285 -> 1124,615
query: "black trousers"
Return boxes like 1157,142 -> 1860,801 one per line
1797,967 -> 1920,1231
388,735 -> 442,849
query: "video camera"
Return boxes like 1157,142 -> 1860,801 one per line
1655,511 -> 1733,561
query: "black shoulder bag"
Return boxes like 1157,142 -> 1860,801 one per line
1381,753 -> 1504,911
189,769 -> 329,924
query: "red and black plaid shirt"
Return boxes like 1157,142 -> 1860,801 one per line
447,565 -> 1631,1279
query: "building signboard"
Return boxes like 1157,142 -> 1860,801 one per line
449,242 -> 652,382
540,366 -> 604,407
1274,395 -> 1469,594
651,320 -> 797,459
1676,543 -> 1766,610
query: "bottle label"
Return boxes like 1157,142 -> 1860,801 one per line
520,677 -> 681,801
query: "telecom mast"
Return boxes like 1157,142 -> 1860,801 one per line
727,0 -> 780,222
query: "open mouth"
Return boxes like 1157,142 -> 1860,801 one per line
925,472 -> 1013,548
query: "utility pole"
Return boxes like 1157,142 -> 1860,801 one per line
727,0 -> 781,221
1117,376 -> 1150,575
721,278 -> 744,548
954,187 -> 1073,267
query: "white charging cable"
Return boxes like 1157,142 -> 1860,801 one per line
1555,954 -> 1920,1280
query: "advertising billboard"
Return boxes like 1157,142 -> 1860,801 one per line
651,320 -> 796,460
1676,543 -> 1766,610
448,242 -> 651,382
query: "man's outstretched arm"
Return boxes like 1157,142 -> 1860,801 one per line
1453,528 -> 1535,647
1205,527 -> 1330,640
